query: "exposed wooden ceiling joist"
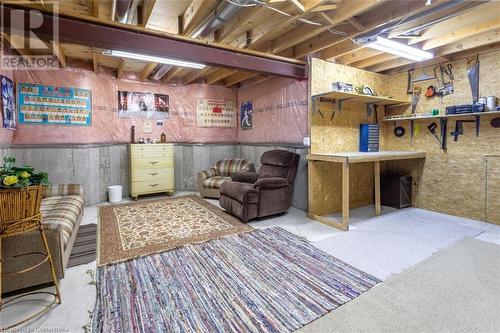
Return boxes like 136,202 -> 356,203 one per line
0,4 -> 306,79
421,17 -> 500,50
207,68 -> 235,85
292,0 -> 449,60
161,67 -> 185,84
367,28 -> 500,72
182,0 -> 218,36
141,0 -> 157,27
267,0 -> 385,55
407,1 -> 499,45
140,62 -> 157,81
225,72 -> 258,87
92,51 -> 99,73
334,47 -> 382,65
52,40 -> 66,68
117,59 -> 126,79
183,67 -> 216,84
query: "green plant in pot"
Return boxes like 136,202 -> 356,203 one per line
0,157 -> 49,188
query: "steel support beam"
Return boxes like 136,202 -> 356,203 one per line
1,5 -> 306,79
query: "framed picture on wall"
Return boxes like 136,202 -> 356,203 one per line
17,83 -> 92,126
196,99 -> 236,128
118,90 -> 169,119
1,75 -> 16,130
240,100 -> 253,130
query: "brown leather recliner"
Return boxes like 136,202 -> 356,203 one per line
219,150 -> 300,222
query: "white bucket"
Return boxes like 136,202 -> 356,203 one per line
108,185 -> 123,203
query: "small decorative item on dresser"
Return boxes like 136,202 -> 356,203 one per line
0,157 -> 61,330
160,132 -> 166,143
130,125 -> 135,143
129,143 -> 175,200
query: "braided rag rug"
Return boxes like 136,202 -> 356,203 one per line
92,227 -> 380,333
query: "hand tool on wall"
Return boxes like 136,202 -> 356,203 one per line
407,69 -> 435,94
491,118 -> 500,128
450,120 -> 475,141
467,56 -> 480,103
440,118 -> 447,150
427,122 -> 441,144
411,87 -> 422,114
434,64 -> 454,96
394,126 -> 405,137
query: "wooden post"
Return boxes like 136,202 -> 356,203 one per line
374,161 -> 381,216
342,162 -> 350,229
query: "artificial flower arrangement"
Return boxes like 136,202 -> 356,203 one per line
0,157 -> 49,188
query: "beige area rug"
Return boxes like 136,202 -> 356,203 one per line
97,195 -> 252,266
299,237 -> 500,333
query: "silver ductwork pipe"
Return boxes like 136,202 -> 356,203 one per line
150,64 -> 173,81
112,0 -> 139,24
190,0 -> 242,39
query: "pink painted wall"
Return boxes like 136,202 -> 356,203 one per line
0,49 -> 14,144
237,77 -> 308,144
12,60 -> 237,144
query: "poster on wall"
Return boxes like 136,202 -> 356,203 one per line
240,101 -> 253,130
196,99 -> 236,128
117,91 -> 169,119
17,83 -> 92,126
1,76 -> 16,130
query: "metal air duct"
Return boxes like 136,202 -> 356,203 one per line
190,0 -> 242,39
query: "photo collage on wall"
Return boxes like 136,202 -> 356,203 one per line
240,101 -> 253,130
1,75 -> 16,130
117,90 -> 169,119
18,83 -> 92,126
196,99 -> 236,128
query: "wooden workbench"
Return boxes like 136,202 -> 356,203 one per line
307,151 -> 426,231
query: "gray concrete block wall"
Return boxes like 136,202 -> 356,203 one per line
9,144 -> 128,206
0,146 -> 10,162
7,143 -> 308,210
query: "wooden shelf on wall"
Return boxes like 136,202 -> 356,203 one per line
312,90 -> 410,107
383,110 -> 500,150
383,111 -> 500,122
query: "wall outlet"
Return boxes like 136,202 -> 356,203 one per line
303,136 -> 310,146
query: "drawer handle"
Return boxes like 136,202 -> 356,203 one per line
149,161 -> 159,165
150,172 -> 159,176
149,184 -> 159,187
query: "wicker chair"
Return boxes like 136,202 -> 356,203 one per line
0,185 -> 61,330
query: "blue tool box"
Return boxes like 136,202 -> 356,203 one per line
359,123 -> 380,152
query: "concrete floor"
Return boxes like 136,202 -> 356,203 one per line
2,192 -> 499,332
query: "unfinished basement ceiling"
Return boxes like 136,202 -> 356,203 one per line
2,0 -> 499,86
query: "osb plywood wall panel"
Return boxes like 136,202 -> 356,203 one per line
309,58 -> 406,214
383,50 -> 500,224
309,161 -> 374,216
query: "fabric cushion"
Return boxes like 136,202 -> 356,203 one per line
42,184 -> 84,199
261,150 -> 296,167
215,159 -> 255,177
200,167 -> 218,179
258,164 -> 289,179
254,177 -> 289,189
219,182 -> 258,204
41,195 -> 84,250
203,176 -> 232,189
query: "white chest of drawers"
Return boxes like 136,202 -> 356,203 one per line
129,143 -> 174,199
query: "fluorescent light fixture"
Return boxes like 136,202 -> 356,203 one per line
366,37 -> 433,62
103,50 -> 206,69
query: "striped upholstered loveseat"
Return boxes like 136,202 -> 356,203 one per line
198,159 -> 255,198
2,184 -> 84,293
